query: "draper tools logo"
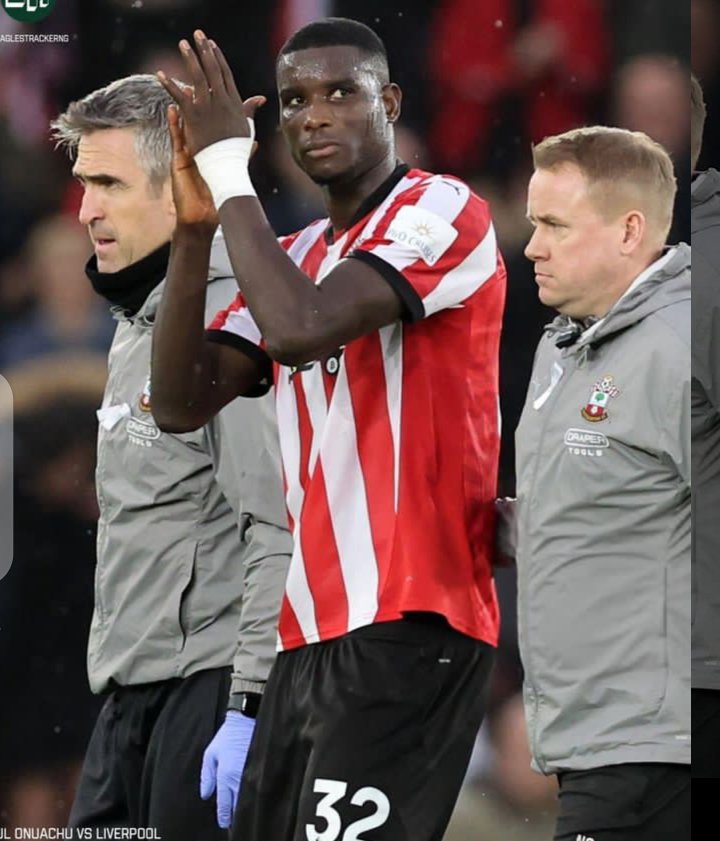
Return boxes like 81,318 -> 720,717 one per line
2,0 -> 56,23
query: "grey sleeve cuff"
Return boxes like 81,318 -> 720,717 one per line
228,680 -> 266,703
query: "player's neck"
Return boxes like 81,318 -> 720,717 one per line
324,154 -> 398,234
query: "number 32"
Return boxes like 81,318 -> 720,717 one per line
305,778 -> 391,841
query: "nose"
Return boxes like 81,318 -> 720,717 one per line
303,96 -> 333,131
524,227 -> 546,263
78,186 -> 104,227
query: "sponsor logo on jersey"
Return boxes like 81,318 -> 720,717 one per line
289,348 -> 345,380
322,348 -> 343,376
386,205 -> 458,266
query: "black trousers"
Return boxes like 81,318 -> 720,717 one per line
69,667 -> 230,841
231,616 -> 495,841
692,688 -> 720,777
554,762 -> 690,841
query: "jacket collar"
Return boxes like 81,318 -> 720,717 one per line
87,230 -> 237,323
547,243 -> 690,351
86,242 -> 170,318
692,168 -> 720,232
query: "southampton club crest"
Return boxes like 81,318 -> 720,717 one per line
139,377 -> 152,412
581,375 -> 619,422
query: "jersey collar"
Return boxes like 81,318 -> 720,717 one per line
324,162 -> 410,245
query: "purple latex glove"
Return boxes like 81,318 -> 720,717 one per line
200,711 -> 256,829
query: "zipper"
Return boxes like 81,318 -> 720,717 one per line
95,400 -> 108,625
518,346 -> 576,770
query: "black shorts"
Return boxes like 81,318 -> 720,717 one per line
692,688 -> 720,777
69,667 -> 230,840
554,762 -> 690,841
231,616 -> 495,841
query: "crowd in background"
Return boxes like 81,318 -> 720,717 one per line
0,0 -> 690,836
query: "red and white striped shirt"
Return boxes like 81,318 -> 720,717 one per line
208,166 -> 506,651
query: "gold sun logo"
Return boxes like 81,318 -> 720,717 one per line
413,221 -> 434,238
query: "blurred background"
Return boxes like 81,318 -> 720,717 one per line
0,0 -> 689,837
694,0 -> 720,170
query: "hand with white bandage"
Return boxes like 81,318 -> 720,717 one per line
159,31 -> 266,211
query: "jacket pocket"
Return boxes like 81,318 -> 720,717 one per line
178,538 -> 245,640
175,541 -> 199,652
543,554 -> 668,722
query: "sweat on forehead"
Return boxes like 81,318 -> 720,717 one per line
276,46 -> 389,87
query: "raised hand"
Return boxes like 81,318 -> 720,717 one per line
158,30 -> 265,157
167,103 -> 218,233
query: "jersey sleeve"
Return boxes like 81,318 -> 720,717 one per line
206,292 -> 273,396
345,175 -> 500,322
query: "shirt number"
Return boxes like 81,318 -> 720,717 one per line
305,778 -> 391,841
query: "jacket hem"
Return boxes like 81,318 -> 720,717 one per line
534,745 -> 691,775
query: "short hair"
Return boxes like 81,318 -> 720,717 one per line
50,74 -> 173,188
691,73 -> 707,171
532,126 -> 677,246
277,17 -> 389,81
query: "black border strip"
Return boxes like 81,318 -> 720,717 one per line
206,329 -> 273,397
346,250 -> 425,324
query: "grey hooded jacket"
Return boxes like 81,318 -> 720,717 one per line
515,245 -> 690,773
692,170 -> 720,691
89,233 -> 291,695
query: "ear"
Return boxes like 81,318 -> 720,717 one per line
619,210 -> 645,256
164,177 -> 177,221
382,83 -> 402,124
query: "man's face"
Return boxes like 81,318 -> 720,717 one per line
73,127 -> 175,273
525,164 -> 628,320
276,46 -> 398,186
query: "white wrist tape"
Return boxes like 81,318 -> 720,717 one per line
195,120 -> 256,209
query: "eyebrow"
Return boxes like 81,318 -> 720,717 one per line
279,77 -> 359,96
527,213 -> 568,226
72,170 -> 124,187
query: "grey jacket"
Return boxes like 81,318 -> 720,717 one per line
692,170 -> 720,690
515,245 -> 691,773
89,234 -> 291,695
